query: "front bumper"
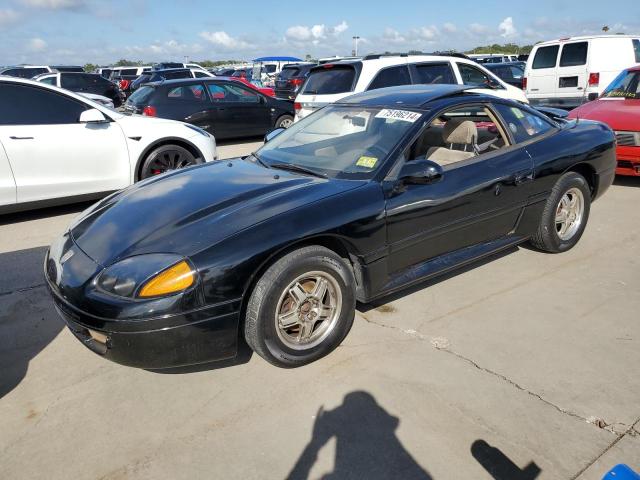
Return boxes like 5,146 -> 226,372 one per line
48,283 -> 241,369
616,146 -> 640,177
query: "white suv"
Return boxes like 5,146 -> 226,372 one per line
294,55 -> 528,121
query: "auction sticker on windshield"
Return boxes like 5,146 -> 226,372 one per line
375,109 -> 422,123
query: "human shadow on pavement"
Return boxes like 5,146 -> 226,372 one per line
471,439 -> 541,480
287,391 -> 431,480
0,246 -> 64,399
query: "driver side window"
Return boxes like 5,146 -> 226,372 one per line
404,104 -> 510,168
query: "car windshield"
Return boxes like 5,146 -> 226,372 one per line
602,70 -> 640,99
128,86 -> 155,105
255,105 -> 421,180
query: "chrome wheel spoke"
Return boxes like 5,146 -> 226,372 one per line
288,283 -> 307,306
555,188 -> 584,241
298,321 -> 315,341
312,277 -> 329,301
278,309 -> 300,329
317,305 -> 334,320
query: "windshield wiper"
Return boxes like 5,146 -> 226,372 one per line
250,152 -> 270,169
269,162 -> 327,179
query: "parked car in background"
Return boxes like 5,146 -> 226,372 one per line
35,72 -> 126,107
51,65 -> 85,73
212,67 -> 236,76
130,68 -> 215,93
484,61 -> 526,88
525,35 -> 640,109
46,84 -> 616,369
274,63 -> 316,100
0,77 -> 217,213
568,66 -> 640,176
153,62 -> 209,73
109,66 -> 152,95
0,65 -> 53,78
469,54 -> 519,64
294,54 -> 528,121
79,93 -> 115,109
124,78 -> 294,139
94,67 -> 113,78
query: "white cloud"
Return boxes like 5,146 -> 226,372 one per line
285,21 -> 349,45
415,25 -> 439,40
0,8 -> 20,25
28,37 -> 47,52
20,0 -> 86,9
443,23 -> 457,34
470,23 -> 489,35
382,28 -> 406,44
499,17 -> 517,38
199,31 -> 251,50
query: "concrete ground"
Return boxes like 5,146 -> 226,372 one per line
0,139 -> 638,480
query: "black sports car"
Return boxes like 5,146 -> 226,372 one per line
45,85 -> 616,369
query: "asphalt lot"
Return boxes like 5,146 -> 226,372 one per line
0,138 -> 638,480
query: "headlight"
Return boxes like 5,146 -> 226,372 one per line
184,124 -> 210,137
96,254 -> 195,299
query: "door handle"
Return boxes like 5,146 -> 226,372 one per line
9,136 -> 34,140
513,170 -> 534,185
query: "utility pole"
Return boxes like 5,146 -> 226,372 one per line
352,36 -> 360,56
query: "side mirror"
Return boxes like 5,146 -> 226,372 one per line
264,127 -> 285,143
398,160 -> 443,185
79,108 -> 107,124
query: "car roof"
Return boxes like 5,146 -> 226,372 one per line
145,77 -> 228,87
534,34 -> 640,46
336,84 -> 479,108
484,61 -> 525,67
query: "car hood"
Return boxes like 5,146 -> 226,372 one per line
70,159 -> 365,266
568,98 -> 640,131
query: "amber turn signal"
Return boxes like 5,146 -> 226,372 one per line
138,260 -> 194,298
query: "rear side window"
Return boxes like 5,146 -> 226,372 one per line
61,74 -> 89,89
457,63 -> 492,86
367,66 -> 411,91
302,66 -> 356,95
494,104 -> 554,143
166,85 -> 207,101
633,39 -> 640,62
164,70 -> 191,80
120,68 -> 138,76
412,63 -> 456,84
560,42 -> 588,67
532,45 -> 559,69
128,86 -> 155,104
39,76 -> 57,85
207,83 -> 260,103
0,83 -> 88,125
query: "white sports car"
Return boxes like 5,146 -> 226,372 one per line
0,76 -> 217,213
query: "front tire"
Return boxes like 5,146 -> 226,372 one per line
530,172 -> 591,253
139,144 -> 202,180
244,246 -> 356,368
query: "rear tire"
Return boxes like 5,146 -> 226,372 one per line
244,246 -> 356,368
530,172 -> 591,253
139,144 -> 202,180
275,114 -> 294,129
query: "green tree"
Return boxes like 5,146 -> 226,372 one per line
83,63 -> 98,73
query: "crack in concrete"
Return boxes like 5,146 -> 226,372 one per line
570,418 -> 640,480
0,283 -> 46,298
358,312 -> 629,436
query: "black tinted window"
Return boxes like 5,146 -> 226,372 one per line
2,68 -> 47,78
633,39 -> 640,63
413,63 -> 456,84
120,68 -> 138,76
164,70 -> 191,79
458,64 -> 491,86
279,67 -> 300,79
367,66 -> 411,90
128,86 -> 155,105
0,83 -> 88,125
560,42 -> 588,67
61,74 -> 89,89
207,83 -> 260,103
494,104 -> 554,143
532,45 -> 559,69
302,66 -> 356,94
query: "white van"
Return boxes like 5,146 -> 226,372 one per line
294,54 -> 528,121
525,35 -> 640,108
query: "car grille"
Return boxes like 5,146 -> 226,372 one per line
615,131 -> 640,147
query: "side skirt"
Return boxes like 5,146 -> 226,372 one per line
368,235 -> 527,302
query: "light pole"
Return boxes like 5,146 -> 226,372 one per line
352,36 -> 360,56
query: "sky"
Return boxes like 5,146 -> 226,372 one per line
1,0 -> 640,66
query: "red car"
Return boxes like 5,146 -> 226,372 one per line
568,66 -> 640,176
221,76 -> 275,97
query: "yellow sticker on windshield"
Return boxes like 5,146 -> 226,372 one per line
356,156 -> 378,168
